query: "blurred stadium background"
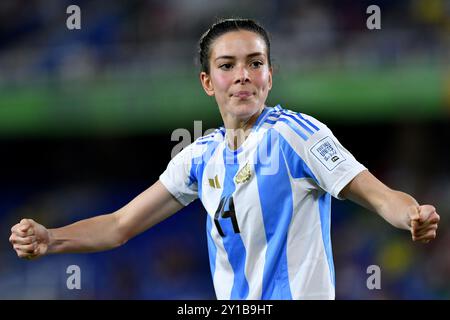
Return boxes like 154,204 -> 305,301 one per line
0,0 -> 449,299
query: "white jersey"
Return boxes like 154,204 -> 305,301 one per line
160,105 -> 366,300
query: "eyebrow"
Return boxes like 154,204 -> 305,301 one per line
214,52 -> 265,61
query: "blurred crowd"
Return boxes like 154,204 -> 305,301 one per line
0,0 -> 449,299
0,0 -> 449,81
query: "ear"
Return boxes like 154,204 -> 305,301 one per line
267,66 -> 273,91
200,72 -> 215,96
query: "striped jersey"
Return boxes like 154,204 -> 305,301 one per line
160,105 -> 366,300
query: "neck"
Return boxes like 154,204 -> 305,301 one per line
222,106 -> 264,150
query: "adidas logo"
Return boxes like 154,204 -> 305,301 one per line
208,175 -> 221,189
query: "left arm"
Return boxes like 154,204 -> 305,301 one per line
339,170 -> 440,243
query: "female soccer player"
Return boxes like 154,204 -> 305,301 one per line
9,18 -> 440,299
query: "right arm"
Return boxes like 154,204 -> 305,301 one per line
9,180 -> 184,259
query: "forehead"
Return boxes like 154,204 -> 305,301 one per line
210,30 -> 267,59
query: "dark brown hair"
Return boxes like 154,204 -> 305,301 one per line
198,18 -> 271,74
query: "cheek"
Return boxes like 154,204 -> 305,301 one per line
212,73 -> 232,92
254,71 -> 271,90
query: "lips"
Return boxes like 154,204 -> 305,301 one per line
233,91 -> 253,98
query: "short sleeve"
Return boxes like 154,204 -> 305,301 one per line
300,114 -> 367,199
159,143 -> 199,206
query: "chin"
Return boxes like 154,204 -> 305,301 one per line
231,101 -> 261,119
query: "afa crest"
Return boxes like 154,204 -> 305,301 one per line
235,162 -> 252,184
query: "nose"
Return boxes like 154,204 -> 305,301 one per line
234,65 -> 250,85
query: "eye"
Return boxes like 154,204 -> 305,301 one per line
250,61 -> 263,69
219,63 -> 233,70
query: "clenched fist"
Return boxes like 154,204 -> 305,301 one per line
410,205 -> 440,243
10,219 -> 50,260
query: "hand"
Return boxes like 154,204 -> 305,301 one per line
409,205 -> 440,243
10,218 -> 50,260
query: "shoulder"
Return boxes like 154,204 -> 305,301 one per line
261,105 -> 330,141
194,127 -> 226,146
172,127 -> 225,163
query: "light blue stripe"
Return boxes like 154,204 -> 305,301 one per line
318,192 -> 335,287
188,158 -> 198,187
279,135 -> 335,285
278,135 -> 317,180
281,112 -> 315,135
197,133 -> 215,142
197,136 -> 212,142
253,107 -> 269,129
206,215 -> 218,287
190,141 -> 221,199
254,107 -> 273,131
197,127 -> 226,142
196,140 -> 212,145
197,138 -> 214,144
255,129 -> 293,299
218,148 -> 249,299
278,117 -> 309,141
264,111 -> 281,125
273,105 -> 320,133
278,134 -> 334,287
298,113 -> 320,131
